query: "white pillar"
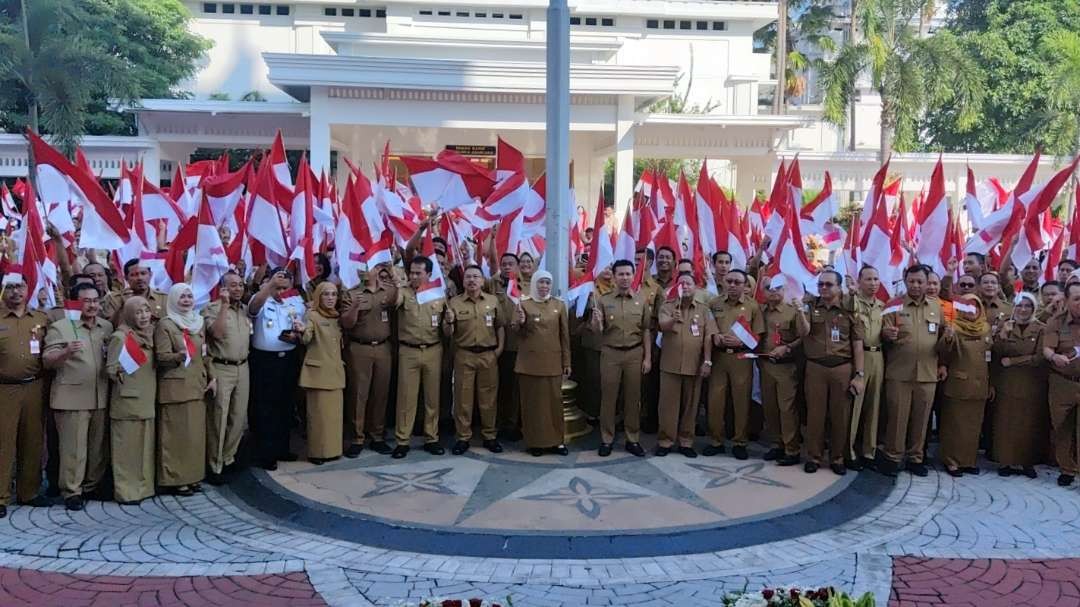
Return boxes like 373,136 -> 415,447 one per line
309,86 -> 331,176
544,0 -> 570,294
141,145 -> 162,187
613,94 -> 635,227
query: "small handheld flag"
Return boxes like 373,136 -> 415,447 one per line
730,316 -> 759,350
506,277 -> 521,305
952,300 -> 978,315
665,282 -> 684,302
881,296 -> 904,316
182,330 -> 196,367
63,300 -> 82,321
118,331 -> 148,375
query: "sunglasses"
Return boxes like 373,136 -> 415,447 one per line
817,282 -> 836,288
957,282 -> 976,288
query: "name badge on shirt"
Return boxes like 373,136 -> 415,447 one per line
830,327 -> 841,343
928,322 -> 937,334
431,314 -> 440,328
202,343 -> 208,357
690,321 -> 701,337
381,310 -> 389,323
29,339 -> 40,355
984,350 -> 992,363
484,314 -> 494,327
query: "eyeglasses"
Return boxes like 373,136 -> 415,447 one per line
817,282 -> 836,288
957,282 -> 976,288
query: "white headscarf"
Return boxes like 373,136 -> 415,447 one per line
530,270 -> 553,302
1013,291 -> 1038,321
166,283 -> 204,332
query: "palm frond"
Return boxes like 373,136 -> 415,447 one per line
820,42 -> 868,125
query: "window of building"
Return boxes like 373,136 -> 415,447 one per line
509,13 -> 523,19
570,16 -> 581,25
585,17 -> 597,26
258,4 -> 271,14
419,9 -> 432,15
221,3 -> 235,13
456,11 -> 469,17
358,8 -> 371,16
376,8 -> 385,17
601,17 -> 613,26
275,4 -> 289,15
679,20 -> 691,30
696,20 -> 707,30
475,11 -> 486,17
438,10 -> 450,16
203,2 -> 217,13
324,7 -> 336,16
646,19 -> 658,29
492,12 -> 504,18
240,4 -> 254,14
341,7 -> 354,16
662,19 -> 675,29
712,21 -> 726,31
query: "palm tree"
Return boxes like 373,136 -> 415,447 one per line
820,0 -> 984,161
1042,30 -> 1080,157
758,0 -> 838,111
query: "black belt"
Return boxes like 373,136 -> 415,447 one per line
401,341 -> 441,349
807,358 -> 851,369
462,345 -> 498,353
0,376 -> 38,385
212,357 -> 247,366
350,336 -> 388,346
722,347 -> 750,355
864,346 -> 882,352
1053,372 -> 1080,383
605,344 -> 642,351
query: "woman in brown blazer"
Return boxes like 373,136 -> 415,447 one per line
106,297 -> 157,504
512,270 -> 571,456
937,294 -> 991,477
991,292 -> 1047,478
300,281 -> 346,464
155,283 -> 216,496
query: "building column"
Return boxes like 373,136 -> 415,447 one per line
613,94 -> 635,227
309,86 -> 331,176
141,145 -> 162,187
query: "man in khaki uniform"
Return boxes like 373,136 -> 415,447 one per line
43,283 -> 112,511
444,265 -> 504,455
978,272 -> 1013,331
656,272 -> 715,457
488,253 -> 522,441
203,271 -> 251,485
758,277 -> 806,466
847,266 -> 884,470
1042,282 -> 1080,486
392,255 -> 448,459
707,269 -> 764,459
82,262 -> 122,322
635,247 -> 663,433
341,264 -> 397,457
110,259 -> 167,325
802,270 -> 865,475
0,272 -> 51,517
590,259 -> 651,457
880,265 -> 945,477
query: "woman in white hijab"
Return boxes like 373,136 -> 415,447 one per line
990,291 -> 1047,479
511,270 -> 572,456
154,283 -> 216,496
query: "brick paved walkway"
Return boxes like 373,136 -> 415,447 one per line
890,557 -> 1080,606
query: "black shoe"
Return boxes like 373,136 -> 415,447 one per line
0,505 -> 6,518
598,443 -> 613,457
845,458 -> 863,471
877,459 -> 898,477
528,448 -> 544,457
625,442 -> 645,457
908,462 -> 929,477
1022,466 -> 1037,479
860,456 -> 878,471
550,445 -> 569,456
451,441 -> 470,455
678,446 -> 698,458
962,467 -> 980,476
586,416 -> 599,427
64,496 -> 84,511
732,445 -> 749,460
260,460 -> 278,471
804,462 -> 819,474
424,442 -> 445,455
45,485 -> 60,498
763,448 -> 783,461
655,446 -> 670,457
946,467 -> 962,478
702,445 -> 725,457
17,495 -> 51,507
309,458 -> 325,466
777,454 -> 801,466
279,453 -> 299,462
344,444 -> 364,458
483,440 -> 503,453
998,467 -> 1013,477
370,441 -> 393,455
206,472 -> 227,486
391,446 -> 409,459
1058,474 -> 1075,487
831,463 -> 847,476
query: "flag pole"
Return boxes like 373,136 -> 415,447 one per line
544,0 -> 570,296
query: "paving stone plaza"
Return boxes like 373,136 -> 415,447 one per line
3,435 -> 1080,606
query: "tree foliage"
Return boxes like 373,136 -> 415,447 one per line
754,0 -> 838,101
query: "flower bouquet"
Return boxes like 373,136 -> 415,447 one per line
723,587 -> 875,607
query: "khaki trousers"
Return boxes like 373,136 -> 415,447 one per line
345,342 -> 392,445
849,350 -> 884,460
658,371 -> 700,449
883,380 -> 936,464
759,361 -> 800,456
111,418 -> 154,503
207,362 -> 249,474
600,345 -> 644,445
707,353 -> 753,447
453,350 -> 499,441
804,361 -> 853,466
0,381 -> 45,504
1049,374 -> 1080,476
394,343 -> 442,444
53,408 -> 108,499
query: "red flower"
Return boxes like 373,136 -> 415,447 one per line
762,588 -> 774,600
441,601 -> 462,607
790,588 -> 800,599
469,600 -> 482,607
818,587 -> 830,598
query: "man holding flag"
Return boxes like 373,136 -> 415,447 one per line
202,271 -> 252,485
847,266 -> 885,470
1041,281 -> 1080,487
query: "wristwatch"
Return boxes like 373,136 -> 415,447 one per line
855,370 -> 865,377
703,360 -> 713,367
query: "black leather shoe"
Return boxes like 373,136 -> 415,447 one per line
344,444 -> 364,458
1022,466 -> 1037,479
677,446 -> 698,458
946,467 -> 962,478
206,472 -> 226,486
763,448 -> 783,461
1058,474 -> 1074,487
830,463 -> 847,476
64,496 -> 84,511
654,446 -> 670,457
702,445 -> 725,457
777,454 -> 801,466
804,462 -> 819,473
908,462 -> 929,477
962,466 -> 980,476
528,448 -> 544,457
451,440 -> 470,455
308,458 -> 325,466
424,442 -> 445,455
625,442 -> 645,457
998,467 -> 1013,477
18,496 -> 51,507
391,446 -> 409,459
598,443 -> 613,457
483,440 -> 504,453
860,456 -> 877,471
260,460 -> 278,471
876,458 -> 898,477
280,453 -> 300,462
844,458 -> 863,471
732,445 -> 749,460
0,505 -> 6,518
370,441 -> 393,455
550,445 -> 569,456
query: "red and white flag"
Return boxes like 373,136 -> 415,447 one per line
800,171 -> 838,235
402,150 -> 495,211
730,316 -> 759,350
191,196 -> 231,309
953,299 -> 978,315
1066,179 -> 1080,261
914,157 -> 950,276
63,300 -> 82,321
665,282 -> 685,302
416,229 -> 446,305
506,277 -> 521,305
882,296 -> 905,316
117,331 -> 149,375
1010,156 -> 1079,273
182,330 -> 197,367
246,157 -> 290,259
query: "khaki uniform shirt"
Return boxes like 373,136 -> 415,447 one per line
202,300 -> 252,362
849,293 -> 884,349
341,285 -> 395,343
984,297 -> 1014,331
105,330 -> 156,420
940,331 -> 992,400
99,290 -> 124,324
760,301 -> 802,360
513,298 -> 570,376
300,310 -> 346,390
658,300 -> 716,375
113,290 -> 167,325
0,307 -> 48,381
708,294 -> 765,352
992,321 -> 1044,368
154,319 -> 212,404
44,316 -> 113,410
804,298 -> 864,363
486,276 -> 520,352
447,292 -> 500,349
597,290 -> 650,349
396,286 -> 446,346
883,296 -> 943,382
1043,312 -> 1080,377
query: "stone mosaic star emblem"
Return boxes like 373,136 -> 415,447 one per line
687,462 -> 792,490
362,468 -> 456,498
520,476 -> 647,519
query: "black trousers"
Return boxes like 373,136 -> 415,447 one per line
250,348 -> 301,463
